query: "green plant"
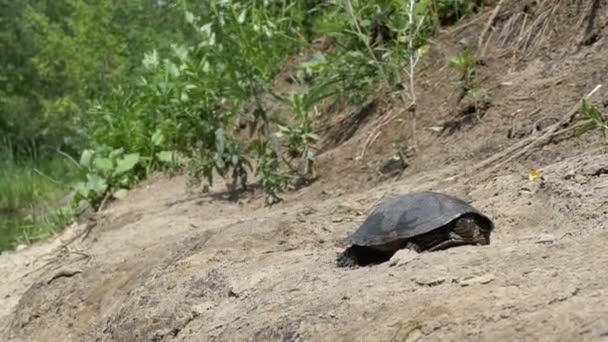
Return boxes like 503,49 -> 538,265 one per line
0,154 -> 76,214
311,0 -> 433,149
390,141 -> 410,165
79,0 -> 320,204
576,100 -> 608,142
273,85 -> 327,178
248,139 -> 288,205
448,47 -> 479,93
58,0 -> 488,210
0,149 -> 78,252
0,206 -> 75,252
71,148 -> 142,208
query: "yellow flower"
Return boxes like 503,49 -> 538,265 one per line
529,169 -> 541,181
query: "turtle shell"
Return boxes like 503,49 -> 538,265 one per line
351,191 -> 494,247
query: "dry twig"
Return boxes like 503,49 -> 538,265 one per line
478,0 -> 506,52
461,85 -> 602,178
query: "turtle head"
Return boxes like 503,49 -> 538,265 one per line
452,215 -> 492,245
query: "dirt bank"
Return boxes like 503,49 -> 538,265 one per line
2,1 -> 608,341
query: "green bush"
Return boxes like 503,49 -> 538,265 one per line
80,1 -> 322,205
77,0 -> 489,206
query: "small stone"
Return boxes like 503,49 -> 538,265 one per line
332,217 -> 344,223
15,244 -> 27,252
380,158 -> 407,176
301,207 -> 316,216
534,234 -> 556,244
564,170 -> 576,180
389,249 -> 418,267
413,275 -> 446,287
460,274 -> 495,287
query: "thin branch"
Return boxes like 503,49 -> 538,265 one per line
477,0 -> 505,52
344,0 -> 387,80
33,168 -> 62,185
56,149 -> 82,170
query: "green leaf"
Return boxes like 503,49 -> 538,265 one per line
93,158 -> 113,174
237,9 -> 247,24
113,188 -> 129,200
151,129 -> 165,146
113,153 -> 140,176
185,11 -> 196,24
417,44 -> 430,56
180,92 -> 190,102
359,19 -> 371,27
73,181 -> 92,197
157,150 -> 176,163
215,155 -> 226,172
143,50 -> 159,70
109,148 -> 124,159
79,149 -> 95,167
306,132 -> 320,141
167,61 -> 180,78
87,173 -> 108,195
215,128 -> 225,154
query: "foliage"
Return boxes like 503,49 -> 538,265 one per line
0,149 -> 78,252
0,207 -> 74,252
71,148 -> 143,207
311,0 -> 487,100
448,47 -> 479,92
248,139 -> 288,205
1,0 -> 492,248
576,100 -> 608,142
273,77 -> 331,168
0,0 -> 192,159
81,0 -> 321,205
79,0 -> 490,205
0,152 -> 76,214
0,0 -> 42,158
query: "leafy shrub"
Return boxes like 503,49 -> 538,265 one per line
77,0 -> 489,207
71,148 -> 142,207
80,0 -> 319,206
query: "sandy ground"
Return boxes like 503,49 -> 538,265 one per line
1,1 -> 608,341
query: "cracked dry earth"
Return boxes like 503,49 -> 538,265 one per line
1,149 -> 608,341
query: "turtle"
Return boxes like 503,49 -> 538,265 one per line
336,191 -> 495,267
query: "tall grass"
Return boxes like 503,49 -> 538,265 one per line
0,146 -> 78,251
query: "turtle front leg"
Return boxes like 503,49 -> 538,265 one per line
426,230 -> 470,252
404,241 -> 422,253
336,247 -> 359,268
